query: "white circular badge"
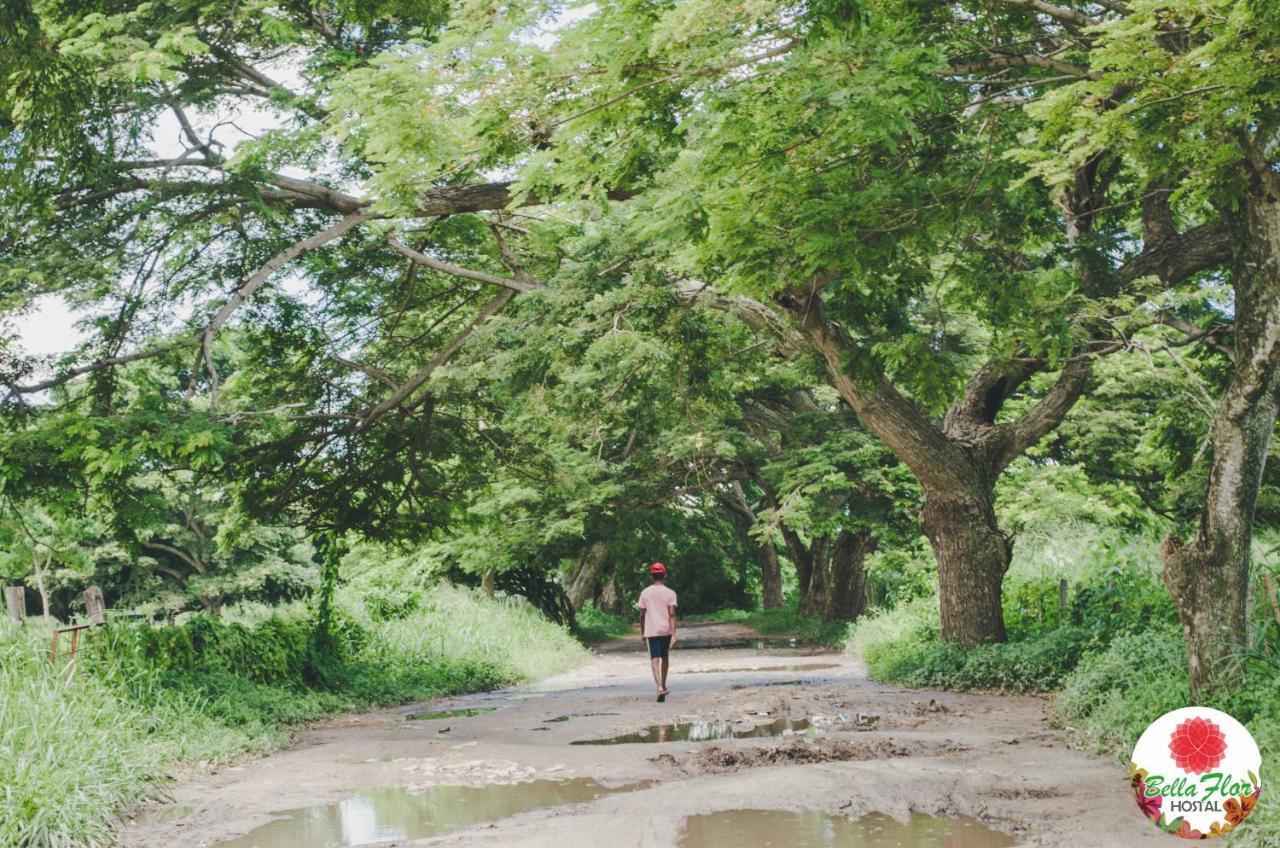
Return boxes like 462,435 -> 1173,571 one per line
1130,707 -> 1262,839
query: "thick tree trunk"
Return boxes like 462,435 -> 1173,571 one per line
566,541 -> 608,612
922,488 -> 1011,647
780,526 -> 812,609
757,541 -> 784,610
1163,190 -> 1280,698
824,528 -> 874,622
598,574 -> 620,612
798,535 -> 830,619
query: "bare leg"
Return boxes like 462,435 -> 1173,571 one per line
650,658 -> 663,692
660,657 -> 669,692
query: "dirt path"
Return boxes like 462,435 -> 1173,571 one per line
117,622 -> 1160,847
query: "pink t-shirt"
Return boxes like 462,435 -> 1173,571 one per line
638,584 -> 678,637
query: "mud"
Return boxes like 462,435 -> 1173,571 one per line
117,621 -> 1164,848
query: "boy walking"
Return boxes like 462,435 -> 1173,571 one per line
638,562 -> 677,702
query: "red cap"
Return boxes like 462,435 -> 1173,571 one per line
650,562 -> 667,574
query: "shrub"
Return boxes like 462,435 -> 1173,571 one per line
845,595 -> 938,679
0,584 -> 587,847
898,627 -> 1099,693
575,602 -> 633,643
1053,628 -> 1280,847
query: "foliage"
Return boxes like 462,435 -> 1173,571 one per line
697,597 -> 855,648
572,602 -> 632,645
0,583 -> 584,847
1054,628 -> 1280,847
888,627 -> 1098,693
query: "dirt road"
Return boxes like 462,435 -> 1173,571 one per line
117,622 -> 1161,847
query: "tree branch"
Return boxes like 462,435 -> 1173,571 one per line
948,54 -> 1099,80
997,0 -> 1097,28
995,356 -> 1093,469
358,288 -> 517,428
191,210 -> 375,401
387,237 -> 542,293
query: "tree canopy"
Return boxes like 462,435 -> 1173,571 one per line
2,0 -> 1278,693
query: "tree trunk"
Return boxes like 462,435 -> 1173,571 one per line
824,528 -> 874,622
922,487 -> 1011,647
32,549 -> 51,621
1163,189 -> 1280,699
566,541 -> 608,612
599,574 -> 620,612
798,535 -> 830,619
757,541 -> 784,610
717,480 -> 784,610
780,525 -> 812,610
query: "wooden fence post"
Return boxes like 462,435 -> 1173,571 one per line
5,586 -> 25,622
1263,574 -> 1280,630
1058,578 -> 1069,627
83,586 -> 107,625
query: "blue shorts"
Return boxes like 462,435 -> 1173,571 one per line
647,635 -> 672,659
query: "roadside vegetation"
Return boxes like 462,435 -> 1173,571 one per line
0,577 -> 584,848
3,0 -> 1280,846
848,525 -> 1280,846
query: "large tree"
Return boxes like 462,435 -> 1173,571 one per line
1025,0 -> 1280,695
0,0 -> 1258,671
408,0 -> 1230,645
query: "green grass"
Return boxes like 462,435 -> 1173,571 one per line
690,599 -> 851,647
0,584 -> 586,847
574,602 -> 634,644
1053,628 -> 1280,847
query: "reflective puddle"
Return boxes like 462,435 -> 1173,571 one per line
217,779 -> 649,848
679,810 -> 1015,847
687,664 -> 840,674
572,717 -> 811,745
405,706 -> 499,721
702,638 -> 816,650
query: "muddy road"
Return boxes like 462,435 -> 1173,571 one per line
117,622 -> 1160,847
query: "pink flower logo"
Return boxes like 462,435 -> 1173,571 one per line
1169,716 -> 1228,775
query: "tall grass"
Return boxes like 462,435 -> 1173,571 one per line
1054,628 -> 1279,847
0,585 -> 586,847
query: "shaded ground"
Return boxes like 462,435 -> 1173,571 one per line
116,621 -> 1160,847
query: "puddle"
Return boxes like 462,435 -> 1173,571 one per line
679,810 -> 1015,847
217,779 -> 649,848
572,717 -> 811,745
405,707 -> 498,721
133,803 -> 193,826
688,664 -> 840,674
701,638 -> 816,650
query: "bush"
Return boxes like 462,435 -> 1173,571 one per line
846,595 -> 938,679
894,627 -> 1099,693
1053,628 -> 1280,847
0,584 -> 587,847
575,602 -> 633,643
